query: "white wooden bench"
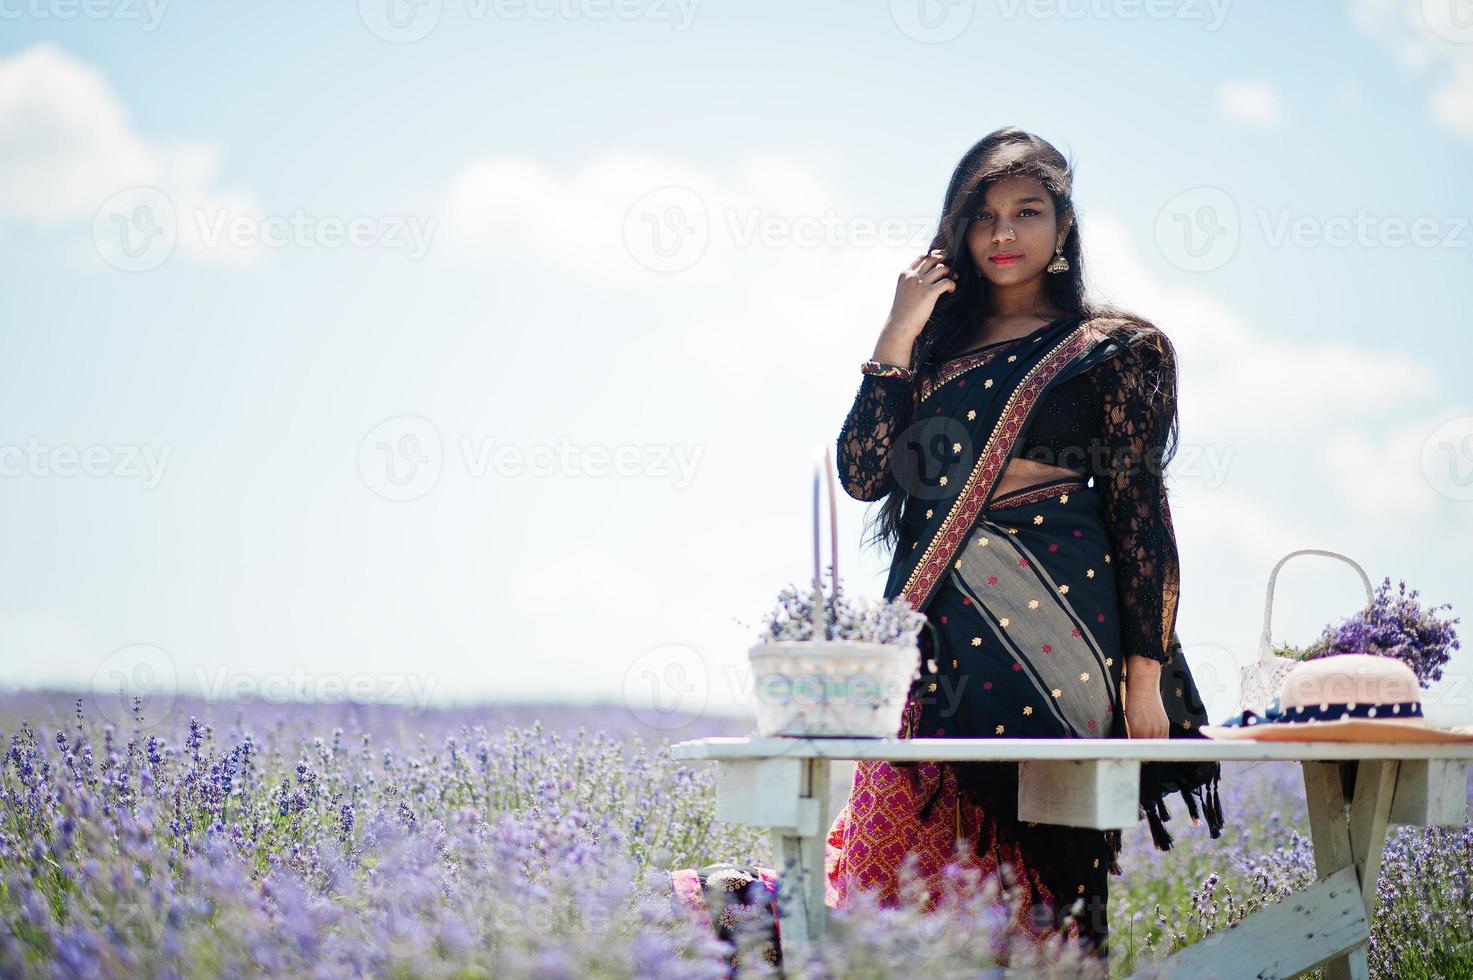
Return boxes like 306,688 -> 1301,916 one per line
670,736 -> 1473,979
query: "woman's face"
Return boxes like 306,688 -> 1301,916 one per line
964,174 -> 1071,290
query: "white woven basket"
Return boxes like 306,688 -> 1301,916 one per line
748,640 -> 918,737
1237,548 -> 1373,715
745,445 -> 919,738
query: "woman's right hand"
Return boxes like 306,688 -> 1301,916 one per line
872,249 -> 957,365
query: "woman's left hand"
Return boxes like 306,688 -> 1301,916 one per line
1124,657 -> 1171,738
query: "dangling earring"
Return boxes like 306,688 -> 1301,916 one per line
1046,246 -> 1070,274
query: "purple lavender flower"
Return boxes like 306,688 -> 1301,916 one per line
1300,576 -> 1460,686
745,568 -> 926,645
1,692 -> 1467,977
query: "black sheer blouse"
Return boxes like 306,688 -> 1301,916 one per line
836,329 -> 1182,666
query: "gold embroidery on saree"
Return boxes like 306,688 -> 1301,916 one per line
988,479 -> 1085,511
902,324 -> 1095,610
917,346 -> 1011,403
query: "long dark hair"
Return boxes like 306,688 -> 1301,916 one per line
858,126 -> 1177,555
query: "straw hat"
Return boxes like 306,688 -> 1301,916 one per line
1201,653 -> 1473,743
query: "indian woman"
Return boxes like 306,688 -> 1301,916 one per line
824,127 -> 1225,964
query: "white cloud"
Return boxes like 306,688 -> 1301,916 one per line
1081,212 -> 1473,538
1217,80 -> 1285,125
1315,412 -> 1473,521
1083,214 -> 1438,430
1171,485 -> 1310,564
436,149 -> 1463,544
1431,57 -> 1473,136
441,150 -> 723,283
1348,0 -> 1473,138
0,43 -> 152,223
439,148 -> 937,290
0,43 -> 259,264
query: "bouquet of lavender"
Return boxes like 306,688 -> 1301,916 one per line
744,570 -> 927,646
1294,576 -> 1461,688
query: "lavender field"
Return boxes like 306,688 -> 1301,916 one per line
2,692 -> 1470,979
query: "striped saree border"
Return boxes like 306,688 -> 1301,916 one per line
987,476 -> 1087,511
917,344 -> 1013,403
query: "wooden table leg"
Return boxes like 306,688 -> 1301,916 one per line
711,757 -> 834,955
767,757 -> 832,954
1128,761 -> 1398,979
1303,759 -> 1399,980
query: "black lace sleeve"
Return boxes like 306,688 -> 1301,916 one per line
1087,330 -> 1181,666
836,372 -> 915,501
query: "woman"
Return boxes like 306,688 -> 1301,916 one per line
825,127 -> 1225,962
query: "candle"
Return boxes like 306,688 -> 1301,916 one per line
825,444 -> 839,601
811,460 -> 824,642
810,445 -> 842,643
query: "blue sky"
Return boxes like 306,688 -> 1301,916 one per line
2,0 -> 1472,733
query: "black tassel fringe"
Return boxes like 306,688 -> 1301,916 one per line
1181,783 -> 1202,822
1145,795 -> 1175,850
1140,763 -> 1226,854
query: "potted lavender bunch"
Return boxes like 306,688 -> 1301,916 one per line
744,573 -> 926,738
756,575 -> 927,645
1295,576 -> 1461,688
736,448 -> 927,737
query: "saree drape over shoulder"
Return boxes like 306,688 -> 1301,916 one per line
826,312 -> 1225,958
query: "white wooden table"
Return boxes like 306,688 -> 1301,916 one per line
670,736 -> 1473,979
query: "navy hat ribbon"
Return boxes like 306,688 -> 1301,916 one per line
1219,698 -> 1423,729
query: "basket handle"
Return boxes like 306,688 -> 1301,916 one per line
1256,549 -> 1373,665
811,445 -> 840,642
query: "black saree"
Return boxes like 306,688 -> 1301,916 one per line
865,311 -> 1224,952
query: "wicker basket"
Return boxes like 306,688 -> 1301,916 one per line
745,446 -> 919,738
749,640 -> 917,737
1237,548 -> 1374,714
